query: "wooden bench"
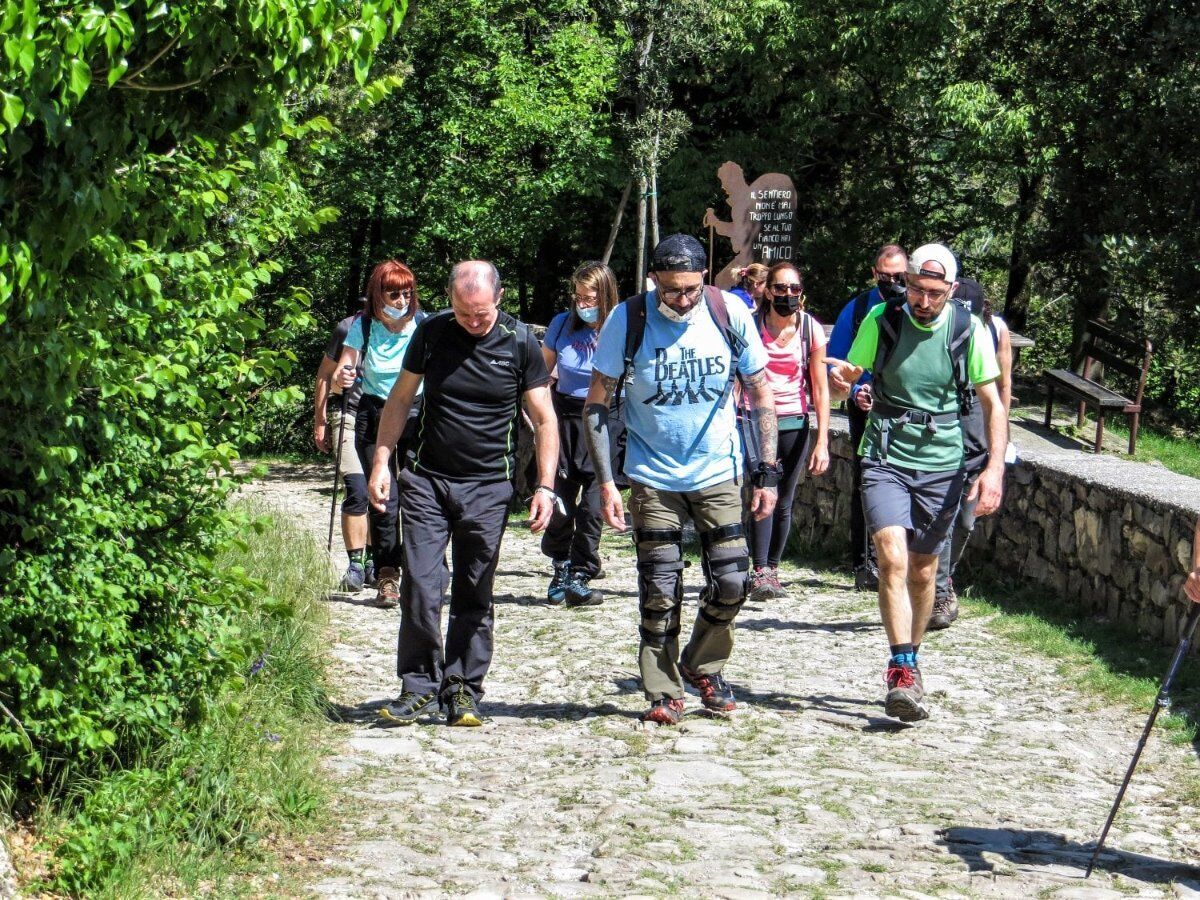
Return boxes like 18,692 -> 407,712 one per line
1042,319 -> 1152,454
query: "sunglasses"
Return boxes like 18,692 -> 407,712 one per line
769,283 -> 804,296
386,289 -> 412,301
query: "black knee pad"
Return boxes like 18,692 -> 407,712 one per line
341,473 -> 369,515
635,532 -> 684,647
698,524 -> 749,624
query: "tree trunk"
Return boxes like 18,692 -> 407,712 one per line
635,173 -> 648,290
343,212 -> 370,314
1003,173 -> 1044,333
650,134 -> 660,250
602,179 -> 633,266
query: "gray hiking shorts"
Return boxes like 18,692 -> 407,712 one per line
860,459 -> 965,555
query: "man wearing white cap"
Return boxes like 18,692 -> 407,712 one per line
830,243 -> 1005,721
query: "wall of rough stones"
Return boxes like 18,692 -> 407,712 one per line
791,416 -> 1200,647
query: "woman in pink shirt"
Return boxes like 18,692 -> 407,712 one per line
747,261 -> 831,601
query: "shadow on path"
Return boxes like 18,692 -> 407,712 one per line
738,617 -> 878,634
937,826 -> 1200,886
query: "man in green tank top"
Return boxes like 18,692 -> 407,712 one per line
831,244 -> 1006,722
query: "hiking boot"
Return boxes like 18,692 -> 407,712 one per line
565,572 -> 603,607
765,566 -> 789,600
374,566 -> 400,609
642,697 -> 686,725
747,567 -> 773,603
340,560 -> 366,592
378,690 -> 436,726
928,590 -> 959,631
681,665 -> 737,712
884,663 -> 928,722
546,559 -> 571,605
364,560 -> 377,588
854,562 -> 880,592
445,678 -> 482,727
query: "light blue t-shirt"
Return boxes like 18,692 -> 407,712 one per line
545,311 -> 599,399
344,316 -> 421,400
592,290 -> 768,491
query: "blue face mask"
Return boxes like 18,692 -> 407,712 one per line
382,303 -> 408,320
576,305 -> 599,324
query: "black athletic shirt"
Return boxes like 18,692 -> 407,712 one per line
324,314 -> 364,416
404,309 -> 550,482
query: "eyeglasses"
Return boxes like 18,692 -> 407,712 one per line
659,284 -> 703,303
905,283 -> 951,303
770,283 -> 804,296
573,293 -> 599,309
386,289 -> 412,301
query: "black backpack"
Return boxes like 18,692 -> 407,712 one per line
872,298 -> 974,418
615,285 -> 746,411
416,308 -> 529,392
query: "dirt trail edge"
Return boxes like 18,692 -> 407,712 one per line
244,463 -> 1200,899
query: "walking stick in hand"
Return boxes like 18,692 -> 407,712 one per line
326,370 -> 352,552
1085,601 -> 1200,877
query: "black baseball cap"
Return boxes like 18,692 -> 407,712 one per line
651,234 -> 707,273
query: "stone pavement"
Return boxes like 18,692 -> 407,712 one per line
244,465 -> 1200,899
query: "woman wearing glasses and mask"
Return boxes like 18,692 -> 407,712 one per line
744,261 -> 831,602
539,261 -> 624,607
336,260 -> 424,608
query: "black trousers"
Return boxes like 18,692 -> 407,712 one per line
396,466 -> 513,702
539,393 -> 624,577
847,404 -> 877,570
354,394 -> 418,571
751,423 -> 813,568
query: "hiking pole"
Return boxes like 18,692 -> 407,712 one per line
326,372 -> 351,552
1085,601 -> 1200,878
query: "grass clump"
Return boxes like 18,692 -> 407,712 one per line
26,502 -> 333,897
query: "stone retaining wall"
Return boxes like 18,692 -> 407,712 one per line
791,415 -> 1200,647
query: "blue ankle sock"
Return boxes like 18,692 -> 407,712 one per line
889,643 -> 916,668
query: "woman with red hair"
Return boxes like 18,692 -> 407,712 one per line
337,260 -> 424,608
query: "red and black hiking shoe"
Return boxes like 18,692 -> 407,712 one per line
681,665 -> 737,712
642,697 -> 686,725
374,567 -> 400,609
884,663 -> 928,722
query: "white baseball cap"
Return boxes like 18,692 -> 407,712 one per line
907,243 -> 958,285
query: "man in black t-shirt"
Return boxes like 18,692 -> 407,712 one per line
313,307 -> 371,591
367,260 -> 558,727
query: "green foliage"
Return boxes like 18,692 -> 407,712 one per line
41,505 -> 332,896
0,1 -> 402,781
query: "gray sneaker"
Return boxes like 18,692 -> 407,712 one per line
340,561 -> 366,592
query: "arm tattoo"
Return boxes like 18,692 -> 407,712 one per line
742,370 -> 778,468
583,373 -> 619,484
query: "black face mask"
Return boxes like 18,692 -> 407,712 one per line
877,277 -> 906,301
772,296 -> 800,316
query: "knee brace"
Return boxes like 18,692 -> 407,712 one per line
634,528 -> 685,647
341,473 -> 369,516
698,523 -> 749,625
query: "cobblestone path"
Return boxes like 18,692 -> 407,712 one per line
246,464 -> 1200,899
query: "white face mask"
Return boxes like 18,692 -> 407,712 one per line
382,303 -> 409,320
576,305 -> 599,324
657,298 -> 702,323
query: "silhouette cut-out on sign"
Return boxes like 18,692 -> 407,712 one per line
704,162 -> 797,289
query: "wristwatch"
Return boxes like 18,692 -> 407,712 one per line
751,462 -> 783,489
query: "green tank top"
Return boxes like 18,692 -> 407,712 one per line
861,317 -> 965,472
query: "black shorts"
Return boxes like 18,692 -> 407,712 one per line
860,459 -> 965,555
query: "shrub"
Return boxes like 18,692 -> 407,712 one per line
0,1 -> 402,783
